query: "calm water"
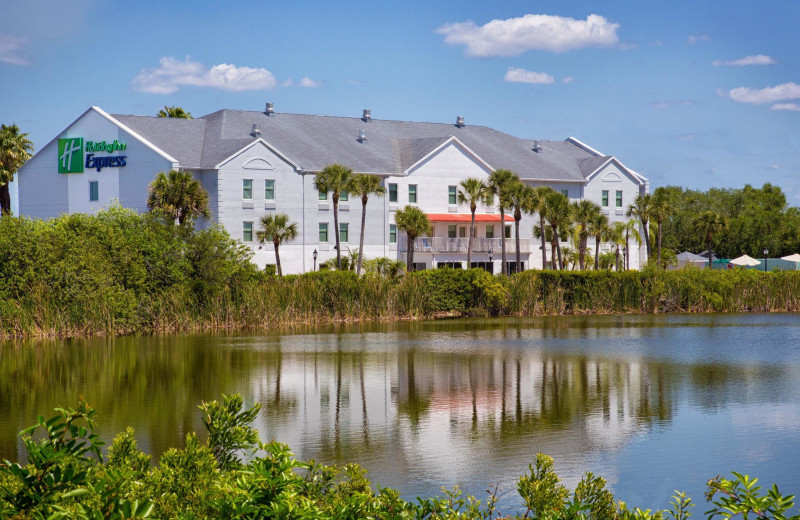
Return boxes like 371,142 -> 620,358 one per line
2,314 -> 800,512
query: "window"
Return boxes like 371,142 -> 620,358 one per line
602,190 -> 609,207
389,224 -> 397,243
89,181 -> 98,202
486,225 -> 494,239
319,223 -> 328,242
265,180 -> 275,200
459,226 -> 466,238
448,185 -> 457,205
243,179 -> 253,200
243,222 -> 253,242
340,191 -> 349,202
408,184 -> 417,203
339,223 -> 349,243
448,225 -> 457,238
319,189 -> 327,200
505,225 -> 512,239
389,183 -> 398,203
616,190 -> 623,208
561,189 -> 569,198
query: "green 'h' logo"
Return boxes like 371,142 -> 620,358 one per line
58,138 -> 84,173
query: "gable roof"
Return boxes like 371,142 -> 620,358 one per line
106,109 -> 647,184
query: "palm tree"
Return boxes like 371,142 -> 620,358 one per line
587,213 -> 609,270
542,191 -> 572,270
256,213 -> 298,276
0,124 -> 34,215
626,193 -> 653,259
621,219 -> 642,270
610,222 -> 627,271
395,205 -> 431,272
457,178 -> 491,268
314,164 -> 354,270
348,173 -> 386,274
571,199 -> 602,270
146,170 -> 210,227
692,211 -> 729,269
503,181 -> 535,273
650,191 -> 675,269
157,106 -> 193,119
488,169 -> 519,275
532,186 -> 555,269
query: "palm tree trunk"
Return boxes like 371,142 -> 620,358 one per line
274,240 -> 282,277
539,214 -> 547,269
642,219 -> 651,259
500,208 -> 507,275
579,236 -> 587,270
550,237 -> 557,270
333,196 -> 341,270
0,184 -> 10,215
594,236 -> 601,270
357,196 -> 367,275
615,246 -> 621,272
657,220 -> 663,269
625,232 -> 630,271
515,216 -> 521,273
408,236 -> 415,271
467,211 -> 475,268
554,226 -> 563,270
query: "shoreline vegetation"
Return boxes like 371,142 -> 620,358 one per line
1,395 -> 797,519
3,207 -> 800,340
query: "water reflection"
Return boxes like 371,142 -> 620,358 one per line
2,314 -> 800,509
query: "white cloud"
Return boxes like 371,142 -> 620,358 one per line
562,76 -> 574,84
281,78 -> 294,87
687,34 -> 711,45
504,67 -> 555,84
726,82 -> 800,104
299,77 -> 322,88
771,102 -> 800,111
131,56 -> 277,94
769,164 -> 781,169
713,54 -> 777,67
436,13 -> 620,56
0,33 -> 28,65
346,78 -> 364,85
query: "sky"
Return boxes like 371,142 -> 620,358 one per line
2,0 -> 800,212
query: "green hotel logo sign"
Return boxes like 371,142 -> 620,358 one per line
58,138 -> 128,174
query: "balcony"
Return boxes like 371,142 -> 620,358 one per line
399,237 -> 530,254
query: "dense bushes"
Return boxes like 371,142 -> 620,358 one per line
3,209 -> 800,339
1,396 -> 797,519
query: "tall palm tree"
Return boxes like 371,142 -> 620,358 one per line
532,223 -> 554,269
691,211 -> 728,269
457,177 -> 491,268
314,164 -> 354,269
503,181 -> 535,273
542,191 -> 572,270
0,123 -> 34,215
157,106 -> 193,119
587,212 -> 609,271
256,213 -> 298,276
626,193 -> 653,259
532,186 -> 555,269
394,205 -> 431,272
650,191 -> 675,269
348,173 -> 386,274
146,170 -> 210,227
621,219 -> 642,270
611,222 -> 627,271
571,199 -> 602,270
488,169 -> 519,275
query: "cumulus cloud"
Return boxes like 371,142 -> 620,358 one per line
504,67 -> 555,84
725,82 -> 800,104
0,33 -> 28,65
770,102 -> 800,111
299,77 -> 322,88
713,54 -> 777,66
131,56 -> 277,94
436,13 -> 620,56
687,34 -> 711,45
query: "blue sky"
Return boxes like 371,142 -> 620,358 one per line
2,0 -> 799,210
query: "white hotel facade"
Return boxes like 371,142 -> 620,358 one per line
18,104 -> 649,274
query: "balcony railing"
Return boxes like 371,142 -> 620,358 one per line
399,237 -> 530,254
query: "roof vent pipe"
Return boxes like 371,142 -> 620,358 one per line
265,102 -> 274,116
456,115 -> 465,127
362,109 -> 371,122
533,140 -> 542,153
358,129 -> 367,143
251,123 -> 261,137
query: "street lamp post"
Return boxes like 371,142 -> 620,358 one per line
763,248 -> 768,272
622,246 -> 628,270
313,248 -> 318,272
488,247 -> 494,274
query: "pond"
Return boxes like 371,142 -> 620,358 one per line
2,313 -> 800,512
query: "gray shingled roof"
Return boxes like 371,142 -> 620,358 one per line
111,109 -> 644,183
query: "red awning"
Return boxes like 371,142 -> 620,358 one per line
426,213 -> 503,223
